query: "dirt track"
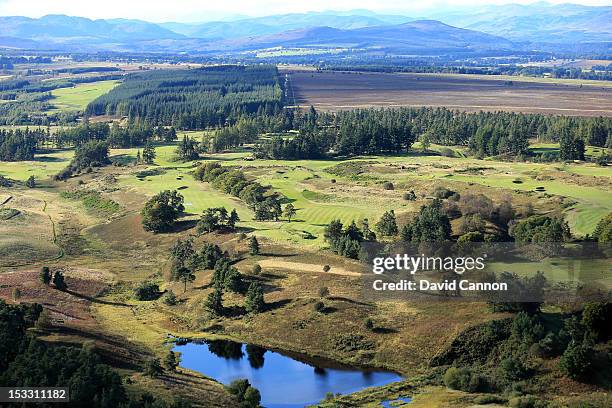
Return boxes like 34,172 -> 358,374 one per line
288,70 -> 612,117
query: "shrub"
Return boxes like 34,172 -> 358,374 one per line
252,264 -> 262,275
332,334 -> 374,352
433,186 -> 454,199
364,318 -> 374,331
459,214 -> 486,234
314,301 -> 325,312
323,264 -> 331,272
440,147 -> 455,157
382,182 -> 394,190
582,301 -> 611,341
473,395 -> 506,405
144,357 -> 163,377
500,357 -> 529,382
459,193 -> 495,220
443,367 -> 482,392
52,271 -> 67,291
39,266 -> 51,285
162,290 -> 178,306
133,282 -> 160,301
534,332 -> 564,357
227,379 -> 261,408
508,395 -> 542,408
403,190 -> 417,201
559,342 -> 593,380
163,350 -> 179,371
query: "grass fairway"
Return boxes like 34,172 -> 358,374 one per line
0,149 -> 73,181
107,140 -> 611,243
49,80 -> 120,112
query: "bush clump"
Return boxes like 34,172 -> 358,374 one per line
443,367 -> 483,392
559,342 -> 593,380
133,282 -> 160,301
382,182 -> 394,190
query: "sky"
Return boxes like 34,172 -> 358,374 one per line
0,0 -> 610,22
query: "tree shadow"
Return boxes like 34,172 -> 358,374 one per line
373,327 -> 398,334
34,156 -> 67,162
65,289 -> 130,307
223,304 -> 247,318
327,296 -> 374,307
170,219 -> 197,232
321,306 -> 337,314
265,298 -> 291,311
261,252 -> 300,258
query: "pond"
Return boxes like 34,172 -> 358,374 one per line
173,339 -> 402,408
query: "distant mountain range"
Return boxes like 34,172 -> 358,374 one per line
160,11 -> 412,40
0,2 -> 609,54
213,20 -> 517,54
426,2 -> 612,43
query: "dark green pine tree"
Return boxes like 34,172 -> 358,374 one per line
245,282 -> 265,313
204,287 -> 224,316
248,236 -> 260,255
142,142 -> 156,164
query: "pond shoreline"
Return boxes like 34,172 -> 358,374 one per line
172,338 -> 404,408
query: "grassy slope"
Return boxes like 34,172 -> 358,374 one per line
1,142 -> 609,406
1,139 -> 609,239
49,80 -> 120,112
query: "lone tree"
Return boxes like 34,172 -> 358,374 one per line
170,238 -> 195,272
376,210 -> 398,237
174,266 -> 195,293
163,350 -> 180,371
142,142 -> 156,164
228,209 -> 240,229
249,236 -> 260,255
284,203 -> 296,222
144,357 -> 163,377
204,287 -> 224,316
52,271 -> 67,291
26,175 -> 35,188
141,190 -> 184,233
39,266 -> 51,285
245,282 -> 265,313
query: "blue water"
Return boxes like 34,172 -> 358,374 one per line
173,340 -> 402,408
381,396 -> 412,407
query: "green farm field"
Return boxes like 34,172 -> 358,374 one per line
48,80 -> 120,112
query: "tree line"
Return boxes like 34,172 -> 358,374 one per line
252,106 -> 610,160
0,127 -> 40,161
86,65 -> 283,130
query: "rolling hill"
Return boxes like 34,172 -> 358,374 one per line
218,20 -> 518,54
0,3 -> 609,54
428,2 -> 612,43
160,10 -> 412,39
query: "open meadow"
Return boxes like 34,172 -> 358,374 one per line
48,80 -> 121,112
